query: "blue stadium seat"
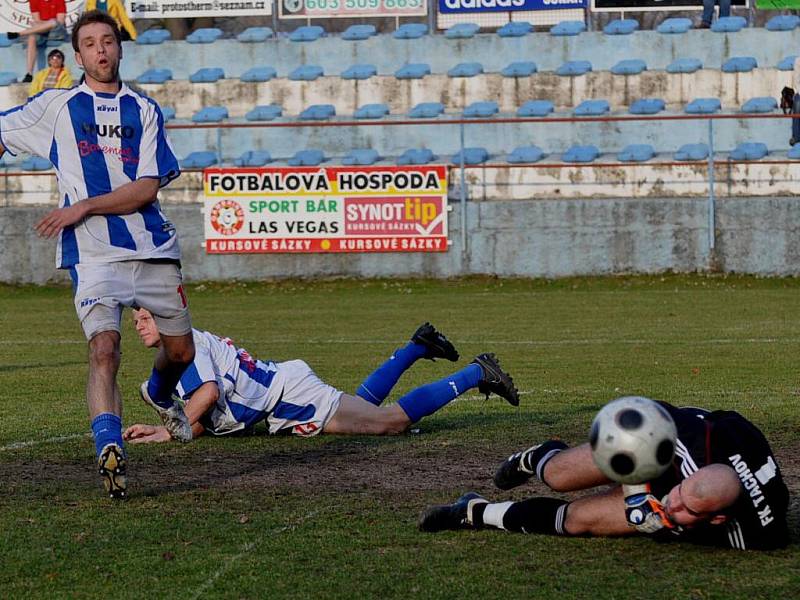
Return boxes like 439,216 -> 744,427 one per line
501,61 -> 537,77
517,100 -> 554,117
290,25 -> 325,42
398,148 -> 436,165
730,142 -> 768,160
0,34 -> 13,48
235,150 -> 272,167
448,62 -> 483,78
611,59 -> 646,75
136,28 -> 170,45
657,18 -> 692,34
722,56 -> 757,73
497,22 -> 532,38
766,15 -> 800,31
603,19 -> 639,35
574,100 -> 609,116
629,98 -> 665,115
237,27 -> 273,42
550,21 -> 586,36
341,64 -> 377,80
685,98 -> 721,114
789,144 -> 800,159
180,151 -> 217,169
192,106 -> 228,123
464,101 -> 499,118
409,102 -> 445,118
452,147 -> 489,165
618,144 -> 655,162
507,145 -> 544,163
667,58 -> 703,74
445,23 -> 480,39
300,104 -> 336,120
20,156 -> 52,171
186,28 -> 222,44
557,61 -> 592,76
675,143 -> 709,161
0,72 -> 17,86
394,23 -> 428,39
711,16 -> 747,33
290,65 -> 324,81
246,104 -> 282,121
189,68 -> 225,83
343,149 -> 381,166
355,103 -> 390,119
563,145 -> 599,163
342,24 -> 376,41
778,56 -> 797,71
741,97 -> 777,113
288,149 -> 325,166
137,68 -> 172,84
240,66 -> 277,83
395,63 -> 430,79
161,107 -> 176,122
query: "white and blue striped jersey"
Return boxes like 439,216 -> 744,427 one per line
0,82 -> 181,268
176,329 -> 282,435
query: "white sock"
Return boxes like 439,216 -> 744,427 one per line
483,501 -> 514,530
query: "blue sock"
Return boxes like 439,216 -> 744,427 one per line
91,413 -> 124,458
357,342 -> 427,406
397,363 -> 482,424
147,367 -> 175,409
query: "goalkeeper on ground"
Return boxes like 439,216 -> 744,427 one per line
419,402 -> 790,550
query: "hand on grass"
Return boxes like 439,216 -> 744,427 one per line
123,424 -> 172,444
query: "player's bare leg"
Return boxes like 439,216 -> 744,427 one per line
139,332 -> 195,442
495,442 -> 611,491
86,330 -> 127,499
324,395 -> 410,435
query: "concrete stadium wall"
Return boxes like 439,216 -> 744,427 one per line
3,196 -> 799,284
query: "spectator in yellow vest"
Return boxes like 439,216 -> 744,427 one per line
83,0 -> 137,41
29,48 -> 73,96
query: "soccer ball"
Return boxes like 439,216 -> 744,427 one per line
589,396 -> 677,484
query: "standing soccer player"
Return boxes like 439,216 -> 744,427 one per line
0,10 -> 195,499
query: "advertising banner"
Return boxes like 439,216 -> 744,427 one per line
128,0 -> 272,19
1,0 -> 83,32
756,0 -> 800,7
439,0 -> 586,12
592,0 -> 745,11
280,0 -> 427,18
204,165 -> 449,254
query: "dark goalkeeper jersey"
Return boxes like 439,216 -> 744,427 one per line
648,402 -> 789,550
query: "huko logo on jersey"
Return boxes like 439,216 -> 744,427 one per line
203,166 -> 449,254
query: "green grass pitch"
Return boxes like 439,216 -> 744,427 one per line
0,275 -> 798,598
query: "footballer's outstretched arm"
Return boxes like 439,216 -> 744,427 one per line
124,382 -> 219,443
35,178 -> 161,238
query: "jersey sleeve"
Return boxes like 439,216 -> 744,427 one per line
137,101 -> 180,187
0,93 -> 56,158
176,342 -> 218,399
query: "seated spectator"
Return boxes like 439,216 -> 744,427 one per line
700,0 -> 730,28
10,0 -> 67,83
83,0 -> 137,41
29,48 -> 73,96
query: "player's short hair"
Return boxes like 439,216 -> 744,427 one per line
71,10 -> 122,52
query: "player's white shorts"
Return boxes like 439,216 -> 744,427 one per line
266,359 -> 343,437
70,260 -> 191,340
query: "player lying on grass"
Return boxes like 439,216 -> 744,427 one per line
123,309 -> 519,443
420,403 -> 790,550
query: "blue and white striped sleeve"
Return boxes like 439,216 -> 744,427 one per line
177,343 -> 218,400
0,92 -> 57,158
138,100 -> 180,187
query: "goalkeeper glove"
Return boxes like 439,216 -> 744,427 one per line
623,483 -> 682,534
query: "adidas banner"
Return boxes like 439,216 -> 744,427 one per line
438,0 -> 587,12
